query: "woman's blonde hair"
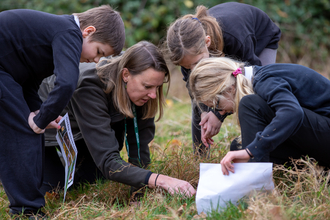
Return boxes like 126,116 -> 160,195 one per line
189,57 -> 254,123
97,41 -> 170,121
166,5 -> 223,65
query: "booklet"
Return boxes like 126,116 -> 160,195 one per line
56,113 -> 78,202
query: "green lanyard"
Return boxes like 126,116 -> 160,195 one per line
124,104 -> 141,162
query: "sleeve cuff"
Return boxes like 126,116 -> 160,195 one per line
212,110 -> 229,122
144,171 -> 153,186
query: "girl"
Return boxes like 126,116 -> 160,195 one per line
40,41 -> 196,197
166,2 -> 281,155
189,57 -> 330,175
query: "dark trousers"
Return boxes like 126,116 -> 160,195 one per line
40,138 -> 105,194
235,94 -> 330,166
185,77 -> 209,156
0,71 -> 45,213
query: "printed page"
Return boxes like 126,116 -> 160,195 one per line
56,113 -> 78,201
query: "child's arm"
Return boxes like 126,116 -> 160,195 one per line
33,30 -> 82,130
28,111 -> 62,134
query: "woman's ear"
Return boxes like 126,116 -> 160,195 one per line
122,68 -> 130,82
205,35 -> 211,48
82,26 -> 96,38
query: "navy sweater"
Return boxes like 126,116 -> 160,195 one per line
0,9 -> 82,129
249,64 -> 330,161
209,2 -> 281,66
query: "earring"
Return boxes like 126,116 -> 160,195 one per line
124,81 -> 127,89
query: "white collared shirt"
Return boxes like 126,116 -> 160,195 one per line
244,66 -> 253,81
74,15 -> 80,28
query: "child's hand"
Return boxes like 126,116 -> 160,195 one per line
28,112 -> 45,134
28,113 -> 62,134
201,128 -> 214,146
220,150 -> 250,175
200,112 -> 222,146
46,116 -> 62,129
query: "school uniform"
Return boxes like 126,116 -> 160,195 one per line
208,2 -> 281,66
238,64 -> 330,166
0,9 -> 82,213
182,2 -> 281,155
39,63 -> 154,193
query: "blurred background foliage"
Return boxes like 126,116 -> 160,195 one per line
1,0 -> 330,74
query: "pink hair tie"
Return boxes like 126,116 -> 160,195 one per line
232,68 -> 242,77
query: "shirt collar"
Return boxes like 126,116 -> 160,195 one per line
74,15 -> 80,28
244,66 -> 253,81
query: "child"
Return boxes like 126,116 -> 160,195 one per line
166,2 -> 281,155
39,41 -> 196,199
189,57 -> 330,175
0,5 -> 125,218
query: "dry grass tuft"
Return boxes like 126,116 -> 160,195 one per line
244,158 -> 330,219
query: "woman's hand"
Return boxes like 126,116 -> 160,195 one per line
28,112 -> 62,134
220,150 -> 251,175
149,174 -> 196,197
200,112 -> 222,146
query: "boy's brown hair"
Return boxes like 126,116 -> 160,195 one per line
75,5 -> 125,56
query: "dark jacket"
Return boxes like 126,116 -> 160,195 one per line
0,9 -> 82,129
249,64 -> 330,161
39,63 -> 154,188
209,2 -> 281,66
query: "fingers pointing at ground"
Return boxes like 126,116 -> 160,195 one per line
149,174 -> 196,197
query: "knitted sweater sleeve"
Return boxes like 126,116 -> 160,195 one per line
247,76 -> 304,161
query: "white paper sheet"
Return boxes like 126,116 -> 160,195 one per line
196,163 -> 274,214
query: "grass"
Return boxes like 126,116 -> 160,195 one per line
2,78 -> 330,219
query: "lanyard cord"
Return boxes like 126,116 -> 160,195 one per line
124,104 -> 141,163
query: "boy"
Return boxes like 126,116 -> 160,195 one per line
0,5 -> 125,218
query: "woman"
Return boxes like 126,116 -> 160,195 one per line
166,2 -> 281,155
189,57 -> 330,175
39,41 -> 195,197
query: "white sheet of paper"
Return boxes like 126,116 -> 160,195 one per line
196,163 -> 274,214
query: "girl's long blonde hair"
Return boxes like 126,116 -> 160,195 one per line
97,41 -> 170,121
189,57 -> 254,123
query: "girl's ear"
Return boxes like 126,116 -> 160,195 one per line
205,35 -> 211,48
122,68 -> 130,82
82,26 -> 96,38
231,84 -> 236,95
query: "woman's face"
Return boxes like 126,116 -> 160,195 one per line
123,68 -> 165,106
